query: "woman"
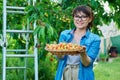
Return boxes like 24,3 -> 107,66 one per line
55,5 -> 101,80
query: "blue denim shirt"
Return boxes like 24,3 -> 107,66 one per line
55,29 -> 101,80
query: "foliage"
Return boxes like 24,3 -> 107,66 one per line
103,0 -> 120,29
25,0 -> 72,59
0,51 -> 2,80
0,0 -> 2,33
0,50 -> 57,80
38,53 -> 57,80
99,53 -> 108,58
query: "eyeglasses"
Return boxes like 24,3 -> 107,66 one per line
74,15 -> 88,21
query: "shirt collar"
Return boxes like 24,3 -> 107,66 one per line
85,29 -> 90,38
69,28 -> 90,38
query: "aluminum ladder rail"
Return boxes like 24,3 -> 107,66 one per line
2,0 -> 38,80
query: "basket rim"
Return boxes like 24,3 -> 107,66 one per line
45,47 -> 81,52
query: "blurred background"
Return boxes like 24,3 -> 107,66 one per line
0,0 -> 120,80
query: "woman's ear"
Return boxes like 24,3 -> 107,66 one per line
88,17 -> 92,23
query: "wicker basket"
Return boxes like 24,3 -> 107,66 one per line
45,47 -> 85,56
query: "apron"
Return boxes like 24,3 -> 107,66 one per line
61,64 -> 79,80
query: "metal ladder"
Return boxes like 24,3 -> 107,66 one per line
2,0 -> 38,80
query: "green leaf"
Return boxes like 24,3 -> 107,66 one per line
47,25 -> 54,37
33,26 -> 41,35
38,26 -> 45,42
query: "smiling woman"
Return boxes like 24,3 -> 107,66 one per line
55,5 -> 101,80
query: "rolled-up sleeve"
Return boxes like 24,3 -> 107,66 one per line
87,36 -> 101,64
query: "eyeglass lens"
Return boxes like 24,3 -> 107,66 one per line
74,15 -> 87,21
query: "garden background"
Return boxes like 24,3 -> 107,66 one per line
0,0 -> 120,80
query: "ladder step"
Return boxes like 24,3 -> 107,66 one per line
6,54 -> 34,57
7,10 -> 27,14
7,49 -> 27,52
6,67 -> 26,69
6,30 -> 34,33
6,6 -> 25,10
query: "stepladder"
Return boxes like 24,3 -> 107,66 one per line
2,0 -> 38,80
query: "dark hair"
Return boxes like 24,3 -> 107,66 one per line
72,5 -> 94,29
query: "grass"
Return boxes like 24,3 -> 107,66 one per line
94,57 -> 120,80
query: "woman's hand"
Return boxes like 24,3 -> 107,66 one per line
78,46 -> 91,66
78,46 -> 86,55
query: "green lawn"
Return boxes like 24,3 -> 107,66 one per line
94,57 -> 120,80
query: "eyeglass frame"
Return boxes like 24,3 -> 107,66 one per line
74,15 -> 88,21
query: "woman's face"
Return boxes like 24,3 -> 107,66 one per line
74,11 -> 92,30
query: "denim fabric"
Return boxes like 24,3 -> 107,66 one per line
55,29 -> 101,80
